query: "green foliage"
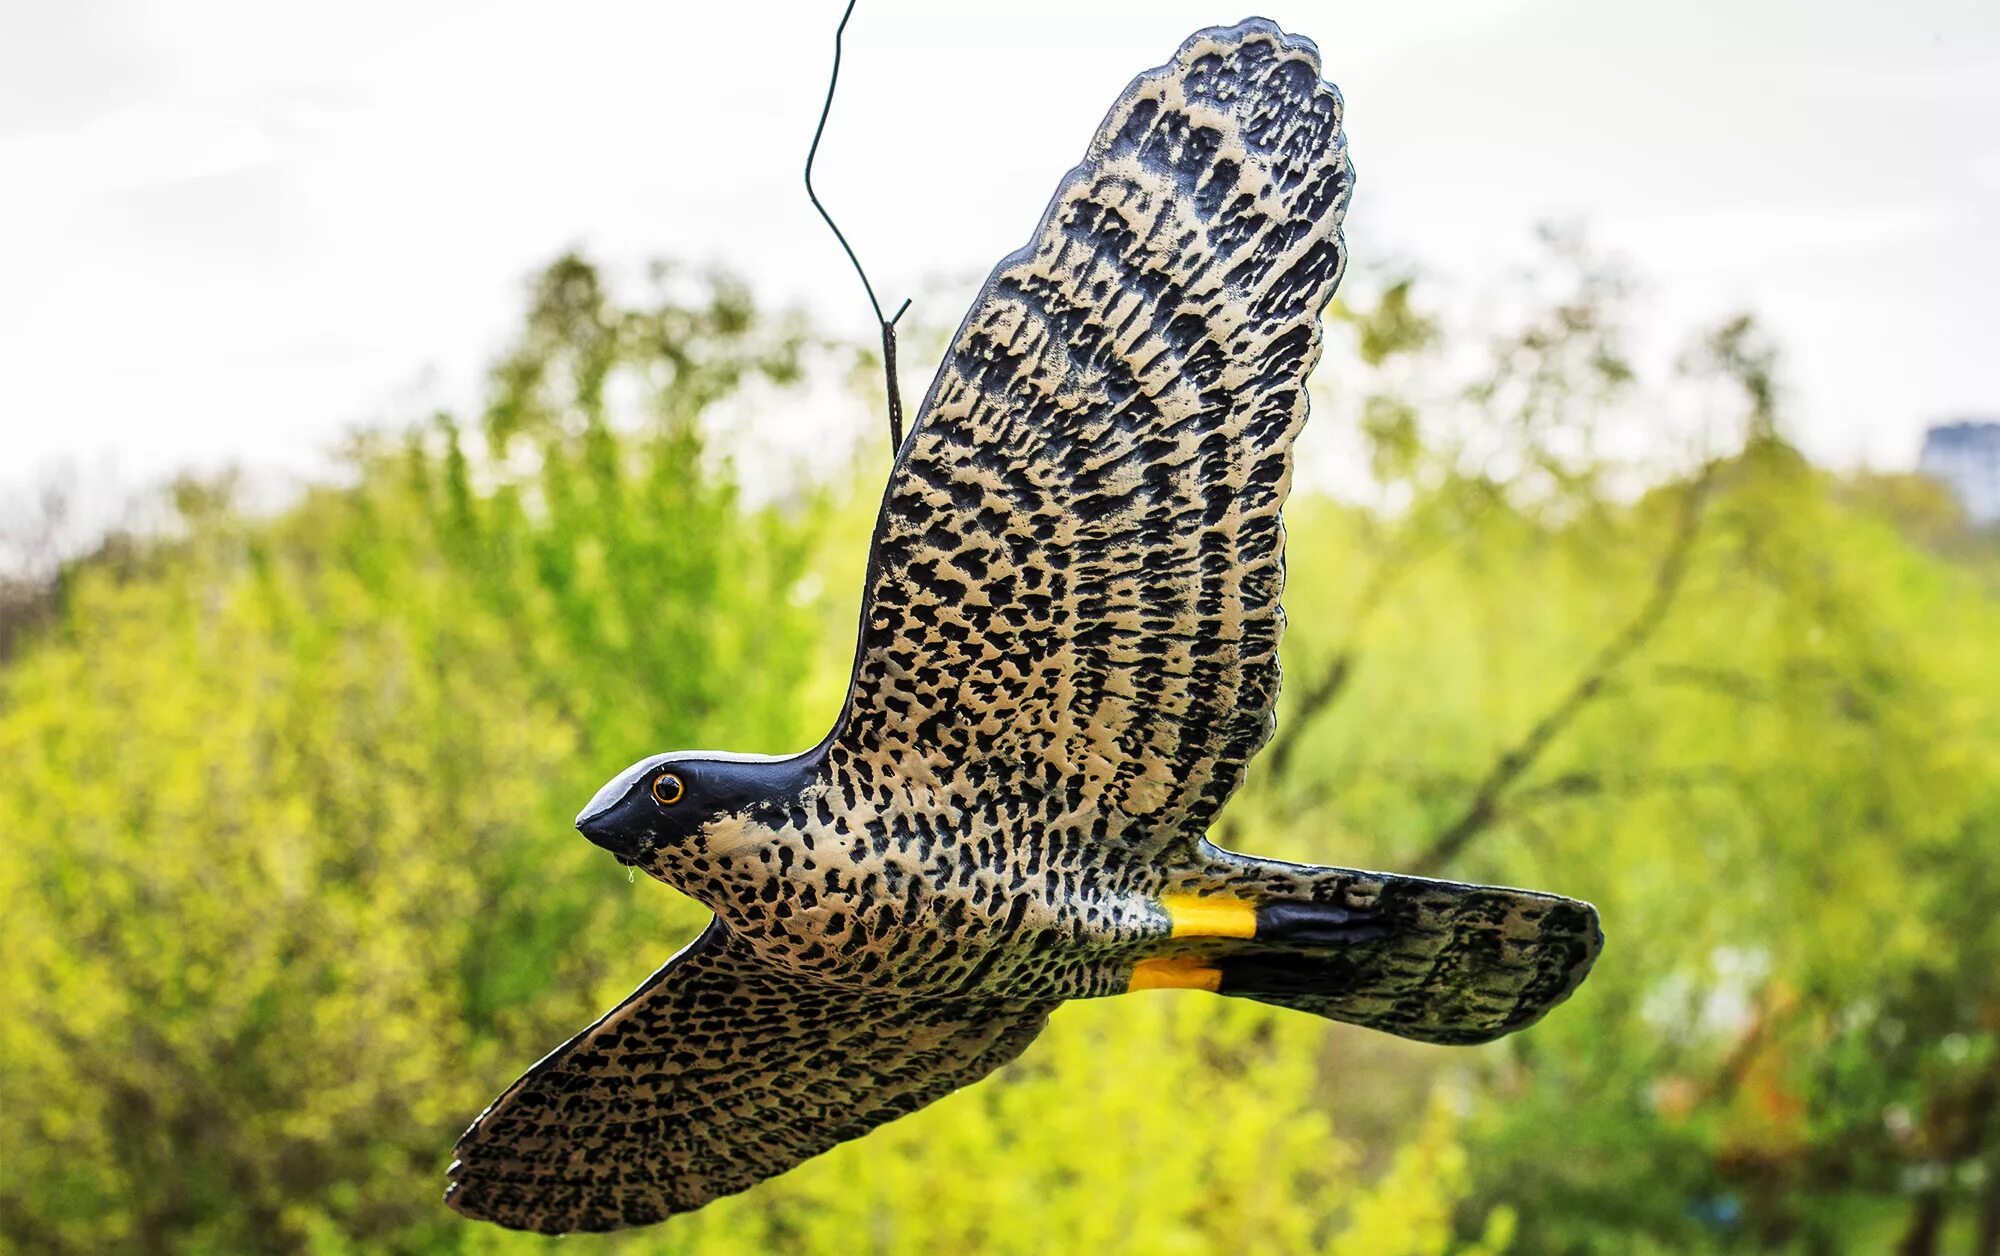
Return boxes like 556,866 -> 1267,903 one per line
0,258 -> 832,1253
643,999 -> 1497,1256
4,246 -> 1996,1254
1255,255 -> 2000,1253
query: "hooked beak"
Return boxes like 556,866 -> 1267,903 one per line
576,806 -> 642,864
572,753 -> 676,865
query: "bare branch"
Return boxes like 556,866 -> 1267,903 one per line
1263,652 -> 1351,783
1259,497 -> 1476,787
1413,461 -> 1717,874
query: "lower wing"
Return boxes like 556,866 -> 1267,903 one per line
447,920 -> 1053,1233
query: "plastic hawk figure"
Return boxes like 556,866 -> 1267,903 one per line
447,17 -> 1601,1233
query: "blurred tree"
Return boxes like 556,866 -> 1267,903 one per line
0,257 -> 830,1252
1240,239 -> 2000,1253
0,255 -> 1502,1254
3,242 -> 1994,1253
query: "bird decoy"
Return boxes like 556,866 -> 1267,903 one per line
447,17 -> 1602,1234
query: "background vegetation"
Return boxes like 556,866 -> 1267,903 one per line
2,244 -> 1995,1254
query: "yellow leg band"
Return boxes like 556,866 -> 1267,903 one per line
1128,956 -> 1223,993
1163,893 -> 1257,939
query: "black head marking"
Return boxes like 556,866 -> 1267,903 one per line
575,751 -> 818,865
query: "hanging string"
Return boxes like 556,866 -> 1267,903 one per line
804,0 -> 912,453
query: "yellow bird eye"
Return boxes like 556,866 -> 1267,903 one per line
651,773 -> 685,806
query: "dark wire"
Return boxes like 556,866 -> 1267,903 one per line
803,0 -> 897,330
805,0 -> 911,452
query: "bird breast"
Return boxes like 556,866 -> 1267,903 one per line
674,805 -> 1088,994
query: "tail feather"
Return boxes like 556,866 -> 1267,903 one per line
1184,848 -> 1602,1045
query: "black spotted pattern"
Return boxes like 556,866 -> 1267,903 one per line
448,922 -> 1051,1231
832,24 -> 1355,866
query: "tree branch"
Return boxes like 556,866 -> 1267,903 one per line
1263,652 -> 1351,782
1259,502 -> 1472,789
1413,462 -> 1717,874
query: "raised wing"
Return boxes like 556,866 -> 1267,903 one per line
447,921 -> 1053,1233
826,20 -> 1352,859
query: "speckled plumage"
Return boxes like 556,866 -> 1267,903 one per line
447,20 -> 1601,1235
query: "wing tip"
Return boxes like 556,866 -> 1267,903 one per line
1093,16 -> 1346,172
1436,889 -> 1605,1044
1184,16 -> 1324,65
1176,15 -> 1336,108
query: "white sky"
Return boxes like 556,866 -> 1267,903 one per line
1,0 -> 1995,518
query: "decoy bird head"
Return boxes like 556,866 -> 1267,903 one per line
575,750 -> 816,889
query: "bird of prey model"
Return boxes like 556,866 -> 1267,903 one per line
447,17 -> 1601,1234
